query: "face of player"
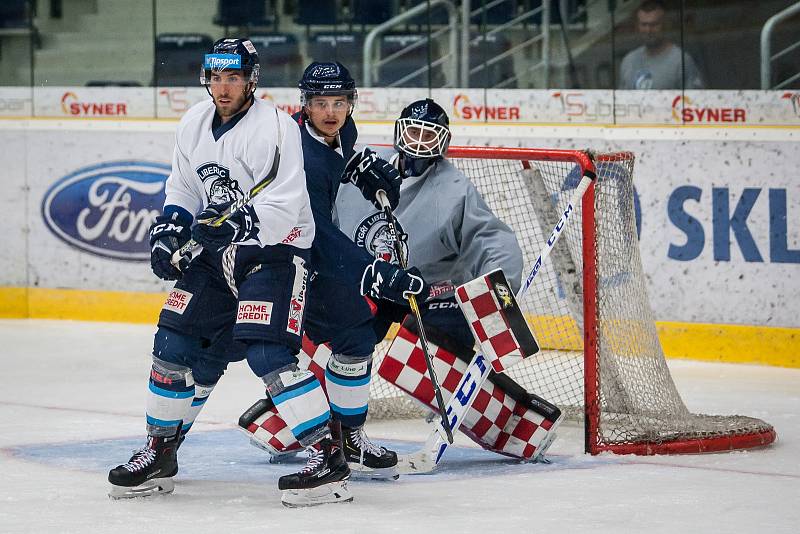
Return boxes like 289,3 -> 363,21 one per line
402,125 -> 440,155
637,8 -> 666,49
209,70 -> 252,121
305,95 -> 350,142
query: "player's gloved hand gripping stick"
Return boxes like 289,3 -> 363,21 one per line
395,160 -> 597,474
375,189 -> 455,444
170,147 -> 281,269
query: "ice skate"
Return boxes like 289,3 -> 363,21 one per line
278,437 -> 352,507
108,434 -> 179,499
341,425 -> 399,480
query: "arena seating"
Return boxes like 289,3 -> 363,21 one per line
154,33 -> 215,87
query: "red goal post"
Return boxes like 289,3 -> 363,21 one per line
367,145 -> 777,456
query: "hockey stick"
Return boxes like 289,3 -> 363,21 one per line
396,164 -> 597,474
375,190 -> 455,444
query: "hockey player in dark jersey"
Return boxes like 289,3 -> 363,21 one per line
283,62 -> 426,479
241,98 -> 564,465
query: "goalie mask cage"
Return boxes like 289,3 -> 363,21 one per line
367,146 -> 776,455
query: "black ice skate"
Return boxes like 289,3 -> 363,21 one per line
108,434 -> 179,499
278,437 -> 353,507
342,425 -> 399,480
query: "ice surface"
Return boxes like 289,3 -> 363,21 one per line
0,320 -> 797,533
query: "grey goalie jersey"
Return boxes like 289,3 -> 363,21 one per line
334,147 -> 523,294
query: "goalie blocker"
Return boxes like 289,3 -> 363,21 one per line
239,269 -> 562,466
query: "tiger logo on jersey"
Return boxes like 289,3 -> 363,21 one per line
196,162 -> 243,204
354,211 -> 408,264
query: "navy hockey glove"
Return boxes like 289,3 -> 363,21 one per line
149,212 -> 192,281
191,201 -> 259,251
342,147 -> 402,210
360,260 -> 430,304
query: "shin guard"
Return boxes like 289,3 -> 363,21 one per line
263,364 -> 330,447
146,357 -> 195,436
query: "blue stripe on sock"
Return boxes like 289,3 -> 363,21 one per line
324,371 -> 371,388
272,379 -> 320,406
330,402 -> 368,416
146,415 -> 183,427
291,412 -> 331,437
182,422 -> 193,431
149,382 -> 194,399
191,398 -> 207,407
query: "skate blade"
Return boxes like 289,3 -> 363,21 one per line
108,477 -> 175,500
281,481 -> 353,508
348,463 -> 400,480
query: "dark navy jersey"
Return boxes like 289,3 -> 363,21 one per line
292,112 -> 374,285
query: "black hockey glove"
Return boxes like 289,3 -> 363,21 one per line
342,147 -> 402,210
360,259 -> 430,304
149,213 -> 192,281
191,201 -> 259,251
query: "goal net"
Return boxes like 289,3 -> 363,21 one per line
366,146 -> 776,455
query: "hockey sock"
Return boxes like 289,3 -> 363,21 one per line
180,383 -> 216,437
146,357 -> 195,437
263,364 -> 331,447
325,353 -> 372,428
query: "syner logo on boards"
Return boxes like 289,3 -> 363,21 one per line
42,161 -> 169,261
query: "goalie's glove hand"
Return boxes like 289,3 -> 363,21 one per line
191,201 -> 259,251
360,260 -> 430,304
342,147 -> 401,210
149,213 -> 192,281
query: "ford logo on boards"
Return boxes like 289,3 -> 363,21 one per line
42,161 -> 169,261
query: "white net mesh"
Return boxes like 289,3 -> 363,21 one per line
367,148 -> 775,454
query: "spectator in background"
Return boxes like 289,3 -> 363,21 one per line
619,0 -> 704,89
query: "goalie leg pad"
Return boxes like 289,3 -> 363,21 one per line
146,357 -> 195,437
379,320 -> 561,460
238,397 -> 303,456
263,364 -> 330,447
325,353 -> 372,429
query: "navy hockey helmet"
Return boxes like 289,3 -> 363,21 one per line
394,98 -> 451,178
298,61 -> 357,110
201,38 -> 260,91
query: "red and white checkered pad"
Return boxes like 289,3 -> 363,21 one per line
456,275 -> 524,373
378,325 -> 556,459
245,335 -> 334,454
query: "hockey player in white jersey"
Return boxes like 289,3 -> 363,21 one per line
107,38 -> 352,507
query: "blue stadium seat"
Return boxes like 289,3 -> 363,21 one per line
471,1 -> 518,26
0,0 -> 28,28
351,0 -> 395,25
469,33 -> 516,88
308,33 -> 364,84
214,0 -> 273,28
294,0 -> 338,26
379,33 -> 445,87
155,33 -> 215,87
248,33 -> 302,87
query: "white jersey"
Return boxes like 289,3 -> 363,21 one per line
164,97 -> 314,249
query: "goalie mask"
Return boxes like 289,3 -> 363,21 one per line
201,38 -> 260,95
394,98 -> 451,178
298,61 -> 358,114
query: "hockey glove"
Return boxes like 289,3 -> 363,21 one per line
342,147 -> 402,210
149,212 -> 192,281
360,260 -> 430,304
191,201 -> 259,251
